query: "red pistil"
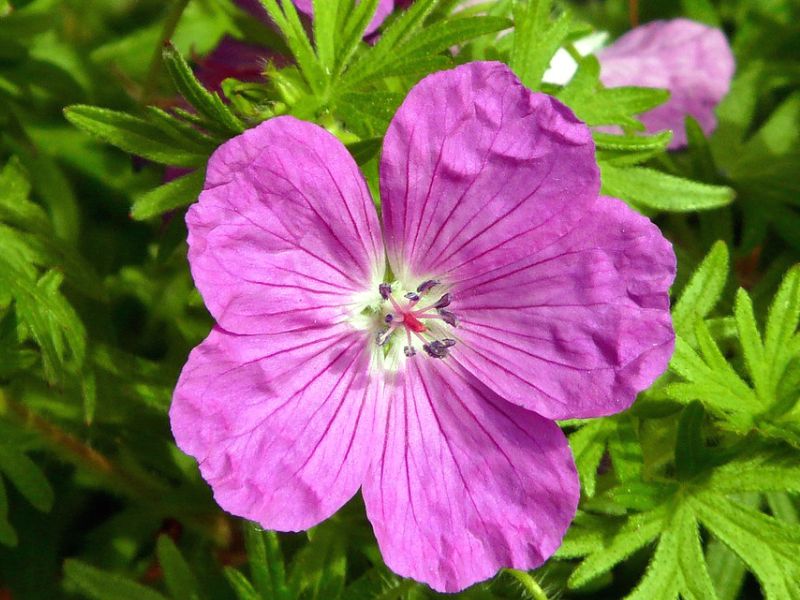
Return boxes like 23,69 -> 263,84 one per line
402,311 -> 427,333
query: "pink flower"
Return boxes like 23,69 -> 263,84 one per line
170,62 -> 675,592
598,18 -> 735,148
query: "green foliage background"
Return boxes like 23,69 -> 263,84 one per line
1,0 -> 799,598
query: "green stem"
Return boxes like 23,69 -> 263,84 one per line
141,0 -> 192,104
504,569 -> 549,600
0,388 -> 165,499
0,387 -> 232,545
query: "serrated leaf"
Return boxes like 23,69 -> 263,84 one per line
162,43 -> 244,136
259,0 -> 327,93
131,169 -> 205,221
764,266 -> 800,382
64,105 -> 208,167
693,494 -> 800,600
312,0 -> 337,71
63,560 -> 169,600
672,241 -> 729,338
734,288 -> 769,400
335,0 -> 380,74
510,0 -> 571,91
568,420 -> 611,497
340,0 -> 437,88
706,446 -> 800,494
601,164 -> 735,212
607,415 -> 643,484
156,536 -> 201,600
569,507 -> 667,589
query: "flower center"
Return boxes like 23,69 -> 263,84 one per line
376,280 -> 458,359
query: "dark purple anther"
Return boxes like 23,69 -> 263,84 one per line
440,338 -> 457,348
438,309 -> 457,327
404,346 -> 416,357
385,314 -> 394,323
416,279 -> 439,294
423,340 -> 450,359
404,292 -> 420,302
379,283 -> 392,300
432,293 -> 451,309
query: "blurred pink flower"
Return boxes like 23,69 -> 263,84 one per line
598,18 -> 735,148
170,62 -> 675,591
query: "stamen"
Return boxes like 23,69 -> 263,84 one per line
416,280 -> 439,294
432,293 -> 451,309
438,308 -> 457,327
423,339 -> 455,359
374,281 -> 458,360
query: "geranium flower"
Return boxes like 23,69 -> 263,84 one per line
597,19 -> 735,148
170,61 -> 675,592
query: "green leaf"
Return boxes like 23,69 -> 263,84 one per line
674,402 -> 706,480
667,335 -> 758,416
510,0 -> 571,91
161,43 -> 244,136
734,288 -> 769,400
672,241 -> 729,338
156,536 -> 201,600
244,523 -> 290,600
64,105 -> 208,167
607,415 -> 643,484
764,266 -> 800,383
131,169 -> 205,221
601,164 -> 735,212
259,0 -> 327,94
568,420 -> 611,497
569,507 -> 667,589
224,568 -> 260,600
63,560 -> 169,600
0,444 -> 54,513
693,494 -> 800,600
335,0 -> 380,74
289,521 -> 347,600
706,446 -> 800,494
673,505 -> 719,600
340,0 -> 438,88
312,0 -> 338,72
559,58 -> 669,129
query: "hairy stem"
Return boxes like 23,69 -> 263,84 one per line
504,569 -> 549,600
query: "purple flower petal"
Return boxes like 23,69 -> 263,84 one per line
187,116 -> 384,334
452,196 -> 675,419
598,18 -> 735,149
293,0 -> 394,36
362,358 -> 578,592
170,324 -> 382,530
380,61 -> 599,283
